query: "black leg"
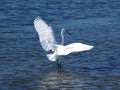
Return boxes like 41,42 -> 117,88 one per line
57,59 -> 62,67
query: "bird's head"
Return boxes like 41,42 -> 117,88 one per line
61,28 -> 71,35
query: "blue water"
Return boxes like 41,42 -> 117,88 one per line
0,0 -> 120,90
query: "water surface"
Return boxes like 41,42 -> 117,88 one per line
0,0 -> 120,90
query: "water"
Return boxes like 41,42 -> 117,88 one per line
0,0 -> 120,90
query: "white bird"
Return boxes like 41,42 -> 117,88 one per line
34,17 -> 94,67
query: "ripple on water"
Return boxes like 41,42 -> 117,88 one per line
0,0 -> 120,90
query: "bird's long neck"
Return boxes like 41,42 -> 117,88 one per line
61,29 -> 64,45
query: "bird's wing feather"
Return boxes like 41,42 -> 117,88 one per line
58,43 -> 94,55
34,17 -> 57,51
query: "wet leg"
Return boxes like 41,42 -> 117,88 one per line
57,57 -> 62,67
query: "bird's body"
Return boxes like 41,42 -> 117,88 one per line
34,17 -> 94,66
47,43 -> 93,61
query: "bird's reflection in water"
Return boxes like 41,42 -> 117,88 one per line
43,67 -> 65,89
35,67 -> 84,89
56,66 -> 64,88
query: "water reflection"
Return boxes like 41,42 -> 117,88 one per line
35,67 -> 83,89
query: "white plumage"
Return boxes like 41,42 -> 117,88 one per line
34,17 -> 94,62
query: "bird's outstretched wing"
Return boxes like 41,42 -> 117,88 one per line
58,43 -> 94,55
34,17 -> 57,51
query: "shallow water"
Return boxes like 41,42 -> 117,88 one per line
0,0 -> 120,90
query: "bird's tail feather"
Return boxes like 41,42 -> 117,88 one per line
47,54 -> 56,61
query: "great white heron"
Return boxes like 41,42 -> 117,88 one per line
34,17 -> 94,67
